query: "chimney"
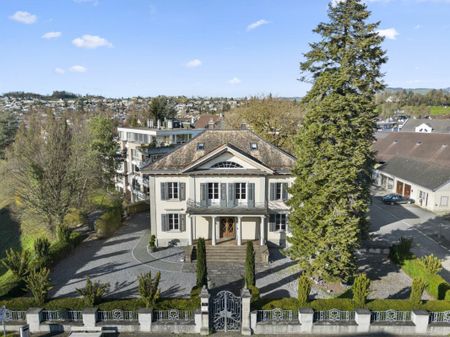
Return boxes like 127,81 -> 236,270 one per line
208,118 -> 215,129
240,122 -> 247,130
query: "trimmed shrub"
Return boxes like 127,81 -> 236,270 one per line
33,237 -> 51,267
389,237 -> 413,264
125,201 -> 149,215
138,271 -> 161,308
56,224 -> 71,243
95,205 -> 122,238
97,299 -> 145,311
63,208 -> 86,228
2,249 -> 31,280
196,238 -> 207,288
25,268 -> 52,306
245,241 -> 255,287
261,298 -> 299,311
149,235 -> 156,252
248,285 -> 260,304
297,274 -> 312,306
410,278 -> 427,305
352,273 -> 371,308
76,277 -> 110,307
48,232 -> 85,264
419,254 -> 442,274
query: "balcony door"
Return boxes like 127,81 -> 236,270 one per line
220,217 -> 235,238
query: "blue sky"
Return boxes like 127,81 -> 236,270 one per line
1,0 -> 450,98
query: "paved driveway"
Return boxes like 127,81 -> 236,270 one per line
51,213 -> 195,299
370,191 -> 450,282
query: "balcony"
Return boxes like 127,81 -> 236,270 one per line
186,199 -> 267,215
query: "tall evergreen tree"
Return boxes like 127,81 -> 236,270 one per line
288,0 -> 387,280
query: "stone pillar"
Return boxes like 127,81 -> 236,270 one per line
355,309 -> 371,333
259,216 -> 265,246
195,311 -> 202,334
237,216 -> 242,246
212,216 -> 216,246
411,310 -> 429,334
188,215 -> 193,246
138,308 -> 152,332
82,308 -> 98,329
299,308 -> 314,333
25,308 -> 42,333
200,286 -> 210,335
241,288 -> 252,335
250,311 -> 257,333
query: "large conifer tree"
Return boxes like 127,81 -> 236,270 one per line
288,0 -> 387,280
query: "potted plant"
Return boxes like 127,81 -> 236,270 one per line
149,235 -> 157,252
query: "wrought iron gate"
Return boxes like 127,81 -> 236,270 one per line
212,290 -> 241,332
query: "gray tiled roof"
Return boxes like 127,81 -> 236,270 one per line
141,129 -> 296,174
400,118 -> 450,133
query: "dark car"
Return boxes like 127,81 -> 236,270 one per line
382,193 -> 414,205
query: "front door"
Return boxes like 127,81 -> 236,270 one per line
220,217 -> 235,238
404,184 -> 411,198
396,181 -> 404,195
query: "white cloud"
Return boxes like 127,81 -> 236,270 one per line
414,24 -> 422,29
9,11 -> 37,24
72,34 -> 112,49
246,19 -> 270,31
185,59 -> 202,68
69,65 -> 87,73
228,77 -> 241,85
377,28 -> 399,40
54,68 -> 65,75
42,32 -> 62,39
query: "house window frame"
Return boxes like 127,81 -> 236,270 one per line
208,182 -> 219,203
235,183 -> 247,201
168,213 -> 180,231
274,214 -> 287,231
167,182 -> 179,200
275,183 -> 282,200
440,196 -> 449,207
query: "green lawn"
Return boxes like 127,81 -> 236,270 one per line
429,106 -> 450,116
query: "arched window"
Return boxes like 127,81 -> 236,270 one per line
211,161 -> 243,169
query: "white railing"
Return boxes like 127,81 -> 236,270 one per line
257,308 -> 297,322
97,309 -> 138,322
41,310 -> 82,322
430,311 -> 450,323
4,309 -> 26,322
153,309 -> 194,322
371,310 -> 411,323
314,309 -> 355,322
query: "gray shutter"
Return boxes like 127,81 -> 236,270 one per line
269,214 -> 276,232
160,182 -> 167,200
228,183 -> 236,207
180,214 -> 186,232
270,183 -> 276,201
220,183 -> 227,207
282,183 -> 288,202
248,183 -> 255,208
161,214 -> 168,232
200,183 -> 207,207
179,183 -> 186,201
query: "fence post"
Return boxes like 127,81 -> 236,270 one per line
241,288 -> 252,335
82,307 -> 98,329
25,308 -> 42,333
200,286 -> 210,335
355,309 -> 371,333
411,310 -> 429,334
138,308 -> 152,332
299,308 -> 314,333
250,311 -> 257,332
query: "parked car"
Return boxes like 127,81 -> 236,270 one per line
382,193 -> 414,205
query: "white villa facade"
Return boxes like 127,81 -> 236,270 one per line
141,129 -> 296,247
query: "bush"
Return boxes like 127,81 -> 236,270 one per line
248,285 -> 260,304
76,277 -> 110,307
63,208 -> 86,228
389,237 -> 413,264
352,273 -> 371,308
2,249 -> 31,280
410,278 -> 427,305
125,201 -> 149,215
49,232 -> 85,264
56,224 -> 72,243
98,299 -> 144,311
261,298 -> 299,311
95,206 -> 122,237
419,254 -> 442,274
138,272 -> 161,308
196,238 -> 207,288
245,241 -> 255,287
297,274 -> 312,306
149,235 -> 156,252
309,299 -> 355,311
33,237 -> 51,267
25,268 -> 52,306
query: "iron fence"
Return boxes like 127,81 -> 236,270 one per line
257,309 -> 297,322
41,310 -> 82,322
430,311 -> 450,324
97,309 -> 138,322
314,309 -> 355,322
153,309 -> 194,322
4,309 -> 26,322
371,310 -> 411,323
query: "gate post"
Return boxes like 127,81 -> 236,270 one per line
241,288 -> 252,335
200,286 -> 210,335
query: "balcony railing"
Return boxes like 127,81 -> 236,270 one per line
186,199 -> 267,215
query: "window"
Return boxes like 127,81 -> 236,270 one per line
197,143 -> 205,150
235,183 -> 246,200
168,182 -> 179,199
211,161 -> 243,169
250,143 -> 258,150
440,196 -> 449,207
276,183 -> 282,200
270,182 -> 288,201
168,214 -> 180,231
208,183 -> 219,200
270,214 -> 287,231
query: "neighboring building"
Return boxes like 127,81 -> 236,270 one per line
115,122 -> 204,202
141,129 -> 296,247
400,118 -> 450,134
194,114 -> 224,129
373,132 -> 450,212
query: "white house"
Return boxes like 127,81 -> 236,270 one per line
415,123 -> 432,133
141,129 -> 296,247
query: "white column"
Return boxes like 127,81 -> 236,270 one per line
212,216 -> 216,246
237,216 -> 242,246
260,216 -> 265,246
187,215 -> 193,246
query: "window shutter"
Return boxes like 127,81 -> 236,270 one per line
180,214 -> 186,232
160,182 -> 167,200
228,183 -> 236,207
220,183 -> 227,207
248,183 -> 255,208
282,183 -> 289,202
269,214 -> 276,232
179,183 -> 186,201
270,183 -> 276,201
161,214 -> 168,232
200,183 -> 207,207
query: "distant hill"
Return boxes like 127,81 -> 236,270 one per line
385,87 -> 450,95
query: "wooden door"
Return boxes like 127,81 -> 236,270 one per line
220,218 -> 235,238
404,184 -> 411,198
396,181 -> 404,195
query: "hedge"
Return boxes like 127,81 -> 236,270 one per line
125,201 -> 149,215
49,231 -> 86,265
401,258 -> 450,300
95,205 -> 122,237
